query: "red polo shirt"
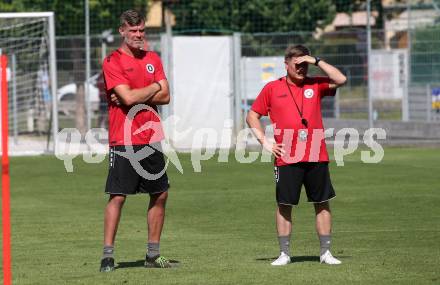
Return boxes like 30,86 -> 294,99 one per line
103,49 -> 166,146
251,76 -> 335,166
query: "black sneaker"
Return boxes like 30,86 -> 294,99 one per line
100,257 -> 115,272
145,255 -> 171,268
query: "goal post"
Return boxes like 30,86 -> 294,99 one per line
0,12 -> 58,154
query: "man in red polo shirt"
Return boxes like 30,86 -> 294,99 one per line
99,10 -> 171,271
247,45 -> 346,266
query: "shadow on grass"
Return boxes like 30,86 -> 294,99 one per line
255,256 -> 318,263
116,259 -> 180,269
256,256 -> 351,263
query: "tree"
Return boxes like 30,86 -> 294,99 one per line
1,0 -> 148,35
411,25 -> 440,84
169,0 -> 336,34
1,0 -> 150,133
167,0 -> 337,57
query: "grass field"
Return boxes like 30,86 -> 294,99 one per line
1,147 -> 440,284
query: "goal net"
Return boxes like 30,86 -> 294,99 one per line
0,12 -> 58,155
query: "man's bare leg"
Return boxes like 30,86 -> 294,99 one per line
145,191 -> 171,268
314,201 -> 341,264
101,194 -> 126,272
272,204 -> 293,265
104,194 -> 126,247
147,191 -> 168,243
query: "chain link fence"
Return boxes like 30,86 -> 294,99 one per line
2,0 -> 440,153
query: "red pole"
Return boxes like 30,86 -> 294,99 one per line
1,54 -> 12,285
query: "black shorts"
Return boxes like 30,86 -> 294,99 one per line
105,143 -> 170,195
274,162 -> 335,206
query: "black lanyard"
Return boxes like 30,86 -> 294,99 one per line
285,76 -> 308,128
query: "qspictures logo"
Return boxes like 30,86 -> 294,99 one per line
55,105 -> 386,179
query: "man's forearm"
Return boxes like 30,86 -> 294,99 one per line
128,83 -> 161,104
246,115 -> 266,145
146,93 -> 170,105
317,60 -> 346,86
114,82 -> 161,106
145,80 -> 170,105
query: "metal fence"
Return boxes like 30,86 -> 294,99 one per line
58,0 -> 440,130
2,0 -> 440,153
52,28 -> 439,128
54,34 -> 162,131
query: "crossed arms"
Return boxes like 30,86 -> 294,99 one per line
112,79 -> 170,106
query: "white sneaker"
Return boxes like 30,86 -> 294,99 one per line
320,250 -> 341,265
271,252 -> 291,266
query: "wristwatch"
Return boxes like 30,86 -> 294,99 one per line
314,56 -> 321,66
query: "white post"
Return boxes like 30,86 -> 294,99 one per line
0,12 -> 55,18
233,32 -> 242,136
164,9 -> 173,122
11,54 -> 17,143
367,0 -> 373,129
335,89 -> 340,119
403,0 -> 411,121
101,41 -> 107,63
49,13 -> 58,153
85,0 -> 91,131
160,34 -> 169,120
241,57 -> 247,127
426,84 -> 431,122
160,6 -> 174,147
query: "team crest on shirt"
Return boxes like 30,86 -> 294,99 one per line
146,64 -> 155,73
304,88 -> 314,99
